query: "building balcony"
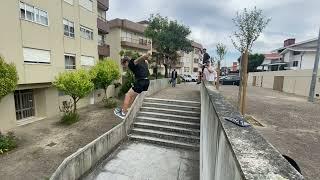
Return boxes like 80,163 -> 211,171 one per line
97,17 -> 109,34
97,0 -> 109,11
121,37 -> 151,50
172,62 -> 184,68
98,43 -> 110,57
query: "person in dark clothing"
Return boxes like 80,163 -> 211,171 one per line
171,69 -> 178,87
197,48 -> 211,84
114,53 -> 151,119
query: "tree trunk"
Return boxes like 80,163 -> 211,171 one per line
216,61 -> 221,90
164,64 -> 168,78
72,97 -> 77,114
239,50 -> 249,115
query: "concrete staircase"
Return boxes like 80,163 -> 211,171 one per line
128,97 -> 201,151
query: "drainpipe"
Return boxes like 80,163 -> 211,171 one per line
300,52 -> 305,69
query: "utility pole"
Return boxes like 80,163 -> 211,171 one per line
308,28 -> 320,102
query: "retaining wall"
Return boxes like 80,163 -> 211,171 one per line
200,82 -> 304,180
50,78 -> 170,180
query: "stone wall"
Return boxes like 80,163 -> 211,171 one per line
200,82 -> 303,180
50,78 -> 170,180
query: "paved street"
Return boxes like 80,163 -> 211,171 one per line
219,85 -> 320,180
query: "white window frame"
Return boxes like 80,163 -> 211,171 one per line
80,55 -> 95,67
292,61 -> 299,67
64,54 -> 76,70
20,1 -> 49,26
63,19 -> 75,38
23,47 -> 51,64
80,25 -> 93,40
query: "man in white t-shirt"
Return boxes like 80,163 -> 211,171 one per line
203,62 -> 216,85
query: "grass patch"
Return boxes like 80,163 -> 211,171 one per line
103,97 -> 118,109
0,132 -> 17,154
61,112 -> 80,125
245,115 -> 264,127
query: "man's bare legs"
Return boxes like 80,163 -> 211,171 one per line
122,88 -> 138,113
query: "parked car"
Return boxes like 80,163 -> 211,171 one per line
219,75 -> 240,86
184,75 -> 192,82
191,74 -> 198,82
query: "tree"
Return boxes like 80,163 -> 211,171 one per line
238,53 -> 265,72
54,69 -> 94,113
91,59 -> 120,97
145,14 -> 193,77
0,56 -> 18,101
231,7 -> 270,115
216,43 -> 227,90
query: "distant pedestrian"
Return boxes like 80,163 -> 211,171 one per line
203,62 -> 216,85
171,69 -> 178,87
197,48 -> 211,84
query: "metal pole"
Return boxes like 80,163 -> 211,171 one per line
308,28 -> 320,102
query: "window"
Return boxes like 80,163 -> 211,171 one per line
23,48 -> 51,64
81,56 -> 94,66
20,2 -> 48,26
65,54 -> 76,69
64,0 -> 73,5
80,25 -> 93,40
184,67 -> 190,72
293,61 -> 299,67
79,0 -> 93,11
293,51 -> 301,55
193,68 -> 198,72
98,34 -> 105,45
194,58 -> 198,63
63,19 -> 75,38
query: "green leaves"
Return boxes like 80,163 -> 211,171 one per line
216,43 -> 227,61
0,56 -> 18,101
53,69 -> 94,101
90,60 -> 120,92
231,7 -> 271,53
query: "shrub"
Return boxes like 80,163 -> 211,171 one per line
177,76 -> 182,84
102,97 -> 117,109
119,70 -> 135,97
0,132 -> 17,154
0,56 -> 18,101
54,69 -> 94,113
149,73 -> 165,80
61,112 -> 80,125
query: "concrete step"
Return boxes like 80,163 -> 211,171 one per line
144,98 -> 200,107
140,107 -> 200,117
128,134 -> 199,151
131,128 -> 200,144
142,102 -> 201,112
137,112 -> 200,123
136,116 -> 200,129
134,122 -> 200,136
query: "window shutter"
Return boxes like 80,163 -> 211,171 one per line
23,48 -> 51,63
80,56 -> 94,66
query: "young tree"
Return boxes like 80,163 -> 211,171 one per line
238,53 -> 265,72
145,14 -> 193,77
91,59 -> 120,97
216,43 -> 227,90
0,56 -> 18,101
54,69 -> 94,113
231,7 -> 270,115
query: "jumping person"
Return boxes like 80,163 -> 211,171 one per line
114,53 -> 151,119
197,48 -> 211,84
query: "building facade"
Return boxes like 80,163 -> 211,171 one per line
0,0 -> 110,132
106,19 -> 152,74
177,41 -> 203,75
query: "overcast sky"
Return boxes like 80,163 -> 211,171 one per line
108,0 -> 320,66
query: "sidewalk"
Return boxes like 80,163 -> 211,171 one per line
219,85 -> 320,180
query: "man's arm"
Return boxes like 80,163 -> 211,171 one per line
134,53 -> 151,65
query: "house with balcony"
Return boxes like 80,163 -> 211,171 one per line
106,18 -> 152,74
0,0 -> 111,132
176,41 -> 203,75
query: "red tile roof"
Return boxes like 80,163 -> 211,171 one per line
264,53 -> 281,60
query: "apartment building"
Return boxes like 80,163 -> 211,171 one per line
177,41 -> 203,75
0,0 -> 110,132
106,19 -> 152,74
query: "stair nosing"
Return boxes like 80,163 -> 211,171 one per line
140,107 -> 200,114
134,122 -> 200,132
144,98 -> 200,104
128,134 -> 199,147
136,116 -> 200,126
143,102 -> 201,109
138,111 -> 200,120
132,128 -> 200,139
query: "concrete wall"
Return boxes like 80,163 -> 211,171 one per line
249,69 -> 320,98
50,78 -> 170,180
200,82 -> 303,180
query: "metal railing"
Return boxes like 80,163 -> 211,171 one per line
121,37 -> 150,46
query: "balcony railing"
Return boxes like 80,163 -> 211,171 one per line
97,17 -> 109,34
121,37 -> 151,50
97,0 -> 109,11
98,44 -> 110,57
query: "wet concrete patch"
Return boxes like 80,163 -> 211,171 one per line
83,141 -> 199,180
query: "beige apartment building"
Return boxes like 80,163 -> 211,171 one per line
176,41 -> 203,75
0,0 -> 111,132
106,19 -> 153,74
